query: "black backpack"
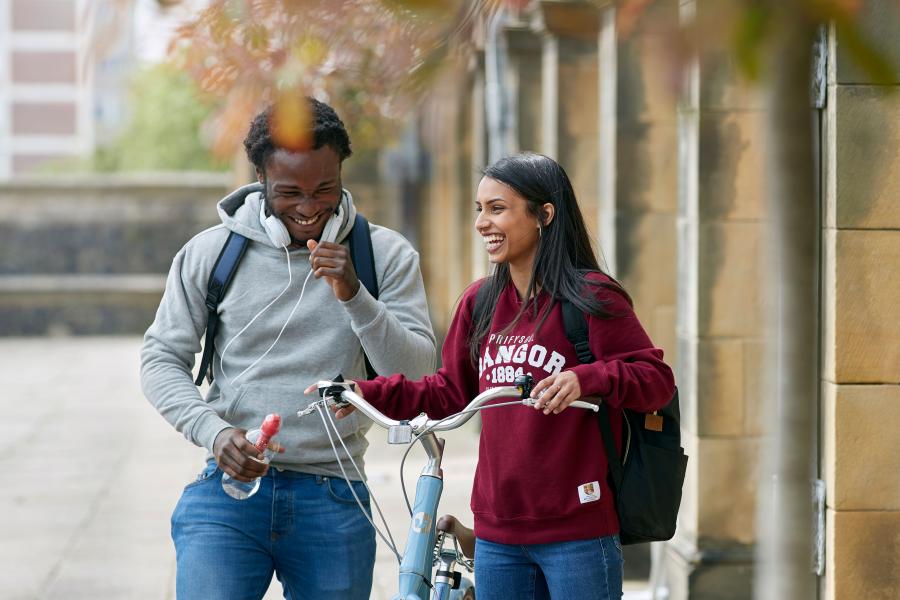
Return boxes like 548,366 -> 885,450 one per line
473,283 -> 688,545
195,213 -> 379,385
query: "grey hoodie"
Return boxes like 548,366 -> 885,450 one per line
141,184 -> 436,478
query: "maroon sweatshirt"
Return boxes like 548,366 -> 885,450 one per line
357,274 -> 675,545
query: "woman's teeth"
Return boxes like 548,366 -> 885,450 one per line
484,234 -> 505,251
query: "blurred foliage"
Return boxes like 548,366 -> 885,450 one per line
43,63 -> 229,173
613,0 -> 896,85
92,64 -> 229,171
170,0 -> 495,159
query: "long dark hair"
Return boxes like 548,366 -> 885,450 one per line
468,153 -> 631,366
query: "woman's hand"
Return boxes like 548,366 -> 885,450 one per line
529,371 -> 583,415
302,382 -> 360,419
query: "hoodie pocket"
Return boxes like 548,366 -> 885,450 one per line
223,386 -> 251,422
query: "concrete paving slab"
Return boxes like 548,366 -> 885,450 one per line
0,337 -> 655,599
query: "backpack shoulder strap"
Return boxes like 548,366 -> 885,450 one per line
347,213 -> 379,379
195,231 -> 249,385
348,213 -> 379,299
560,300 -> 595,363
560,299 -> 624,488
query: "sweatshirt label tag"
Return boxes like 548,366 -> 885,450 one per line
578,481 -> 601,504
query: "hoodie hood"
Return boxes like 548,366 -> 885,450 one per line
216,182 -> 359,248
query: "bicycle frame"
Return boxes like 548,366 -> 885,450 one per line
400,461 -> 442,599
309,376 -> 598,600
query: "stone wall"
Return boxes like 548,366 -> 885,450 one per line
821,2 -> 900,598
667,1 -> 768,597
0,173 -> 231,335
613,0 -> 679,376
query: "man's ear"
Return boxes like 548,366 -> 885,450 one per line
255,168 -> 265,185
540,202 -> 555,227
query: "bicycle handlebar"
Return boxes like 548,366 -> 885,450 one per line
304,374 -> 600,437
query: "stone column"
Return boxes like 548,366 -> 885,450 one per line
469,63 -> 489,284
668,1 -> 768,597
417,67 -> 480,334
822,2 -> 900,598
531,0 -> 603,235
609,0 -> 679,361
596,0 -> 680,580
505,24 -> 543,155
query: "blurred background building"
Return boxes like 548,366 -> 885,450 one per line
0,0 -> 118,176
1,0 -> 898,598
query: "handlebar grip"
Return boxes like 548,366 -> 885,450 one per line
317,378 -> 356,400
570,400 -> 600,412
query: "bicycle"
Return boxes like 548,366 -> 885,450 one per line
298,374 -> 599,600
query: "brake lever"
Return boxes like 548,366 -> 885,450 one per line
513,373 -> 534,399
317,374 -> 356,405
298,376 -> 355,419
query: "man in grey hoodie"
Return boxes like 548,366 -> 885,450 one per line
141,98 -> 435,599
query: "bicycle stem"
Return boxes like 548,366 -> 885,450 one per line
417,433 -> 445,478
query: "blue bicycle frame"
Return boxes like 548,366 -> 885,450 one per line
310,375 -> 596,600
397,472 -> 443,599
395,434 -> 472,600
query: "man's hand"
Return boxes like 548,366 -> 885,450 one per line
307,239 -> 360,301
212,428 -> 268,482
529,371 -> 583,415
303,382 -> 360,419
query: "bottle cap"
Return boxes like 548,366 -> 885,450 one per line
261,413 -> 281,438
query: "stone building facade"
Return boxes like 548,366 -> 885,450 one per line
412,1 -> 900,598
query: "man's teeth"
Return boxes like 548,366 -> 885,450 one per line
291,215 -> 319,226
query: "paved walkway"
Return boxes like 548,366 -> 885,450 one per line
0,337 -> 653,599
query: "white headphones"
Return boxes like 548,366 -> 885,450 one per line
258,197 -> 344,248
259,201 -> 292,248
221,195 -> 345,385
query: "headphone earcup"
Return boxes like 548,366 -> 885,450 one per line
319,207 -> 342,245
262,214 -> 291,248
259,200 -> 291,248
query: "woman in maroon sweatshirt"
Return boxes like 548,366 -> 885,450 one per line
345,153 -> 674,599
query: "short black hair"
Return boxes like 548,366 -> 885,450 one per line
243,97 -> 352,172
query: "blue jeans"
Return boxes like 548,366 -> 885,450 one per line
474,535 -> 624,600
171,461 -> 375,600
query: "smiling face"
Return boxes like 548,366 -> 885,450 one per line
475,176 -> 552,272
258,146 -> 343,246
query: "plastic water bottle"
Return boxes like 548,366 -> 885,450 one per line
221,413 -> 281,500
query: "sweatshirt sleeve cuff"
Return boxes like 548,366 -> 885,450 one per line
340,284 -> 384,333
191,411 -> 233,453
571,362 -> 612,402
356,379 -> 384,407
